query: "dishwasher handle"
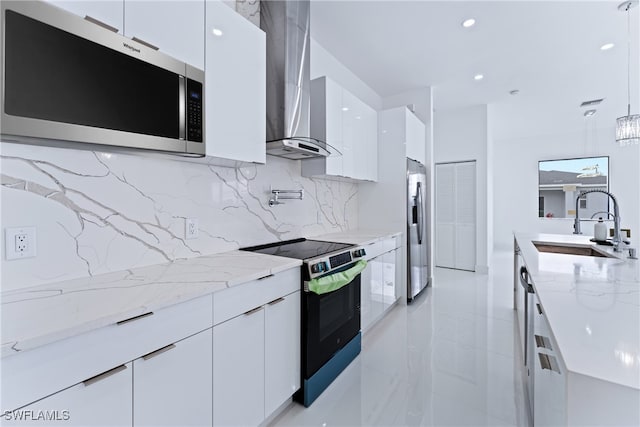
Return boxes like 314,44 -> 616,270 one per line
519,266 -> 534,293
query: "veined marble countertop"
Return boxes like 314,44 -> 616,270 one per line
515,232 -> 639,390
312,229 -> 403,246
1,251 -> 301,359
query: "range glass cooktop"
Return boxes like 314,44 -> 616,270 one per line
242,239 -> 353,261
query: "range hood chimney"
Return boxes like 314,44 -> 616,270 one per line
260,0 -> 330,160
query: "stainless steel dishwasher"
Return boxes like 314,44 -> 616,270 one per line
518,262 -> 536,423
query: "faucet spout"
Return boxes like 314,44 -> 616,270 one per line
574,189 -> 623,252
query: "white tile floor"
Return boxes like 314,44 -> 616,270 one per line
272,252 -> 528,426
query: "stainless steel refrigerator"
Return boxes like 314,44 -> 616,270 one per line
407,158 -> 431,302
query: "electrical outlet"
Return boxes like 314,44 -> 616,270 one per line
5,227 -> 37,260
185,218 -> 199,240
15,233 -> 28,252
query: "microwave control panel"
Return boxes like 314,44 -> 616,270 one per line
187,79 -> 203,142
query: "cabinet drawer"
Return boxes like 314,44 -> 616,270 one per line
363,240 -> 385,260
383,236 -> 401,252
2,362 -> 132,427
213,268 -> 300,325
2,294 -> 212,411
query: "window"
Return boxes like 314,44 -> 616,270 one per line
538,197 -> 544,217
538,156 -> 609,219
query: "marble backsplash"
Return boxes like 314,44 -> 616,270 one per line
1,143 -> 357,291
234,0 -> 260,27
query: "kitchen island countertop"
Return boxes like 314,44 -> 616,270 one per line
515,232 -> 639,390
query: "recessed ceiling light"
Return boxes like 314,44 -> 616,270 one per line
342,107 -> 349,111
474,74 -> 484,81
462,18 -> 476,28
584,109 -> 597,117
212,28 -> 223,37
600,43 -> 615,50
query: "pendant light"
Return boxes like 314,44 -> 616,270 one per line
616,1 -> 639,146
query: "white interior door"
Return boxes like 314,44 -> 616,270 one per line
435,161 -> 476,271
435,163 -> 456,268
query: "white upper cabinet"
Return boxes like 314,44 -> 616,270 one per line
405,111 -> 426,165
43,0 -> 124,33
205,0 -> 266,163
303,76 -> 378,181
124,1 -> 205,69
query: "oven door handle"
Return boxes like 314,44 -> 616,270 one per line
305,260 -> 367,295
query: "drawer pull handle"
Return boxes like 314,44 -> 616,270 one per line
244,306 -> 264,316
142,344 -> 176,361
536,303 -> 543,315
268,297 -> 285,305
258,274 -> 274,281
116,311 -> 154,325
538,353 -> 560,373
83,365 -> 127,387
84,15 -> 118,33
131,36 -> 159,51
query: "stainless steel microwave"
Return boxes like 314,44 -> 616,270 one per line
1,1 -> 205,157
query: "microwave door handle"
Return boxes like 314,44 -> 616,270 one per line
179,76 -> 186,140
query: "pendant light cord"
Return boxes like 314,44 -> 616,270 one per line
627,4 -> 631,116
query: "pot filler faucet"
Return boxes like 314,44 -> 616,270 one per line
573,189 -> 622,252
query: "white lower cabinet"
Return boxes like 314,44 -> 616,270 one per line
361,239 -> 400,332
213,306 -> 265,427
3,363 -> 132,426
213,289 -> 301,426
533,298 -> 566,426
382,249 -> 398,309
2,268 -> 302,427
133,329 -> 213,427
265,291 -> 301,416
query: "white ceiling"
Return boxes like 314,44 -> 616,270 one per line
310,0 -> 640,138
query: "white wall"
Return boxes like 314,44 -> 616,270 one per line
492,125 -> 640,251
310,38 -> 383,111
383,88 -> 432,125
434,105 -> 491,273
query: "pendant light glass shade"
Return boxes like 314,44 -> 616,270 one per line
616,1 -> 639,146
616,113 -> 640,145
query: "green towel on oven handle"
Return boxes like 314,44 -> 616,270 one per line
307,260 -> 367,295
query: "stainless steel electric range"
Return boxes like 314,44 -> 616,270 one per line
242,238 -> 367,407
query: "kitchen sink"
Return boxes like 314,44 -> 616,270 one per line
533,242 -> 615,258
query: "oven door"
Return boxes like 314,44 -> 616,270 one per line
302,267 -> 361,379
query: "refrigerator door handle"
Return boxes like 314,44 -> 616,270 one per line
416,181 -> 423,245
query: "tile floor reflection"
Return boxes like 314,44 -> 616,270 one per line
272,252 -> 527,426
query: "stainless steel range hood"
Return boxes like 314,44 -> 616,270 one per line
260,0 -> 330,160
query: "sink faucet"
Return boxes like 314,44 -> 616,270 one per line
590,211 -> 615,220
573,189 -> 622,252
